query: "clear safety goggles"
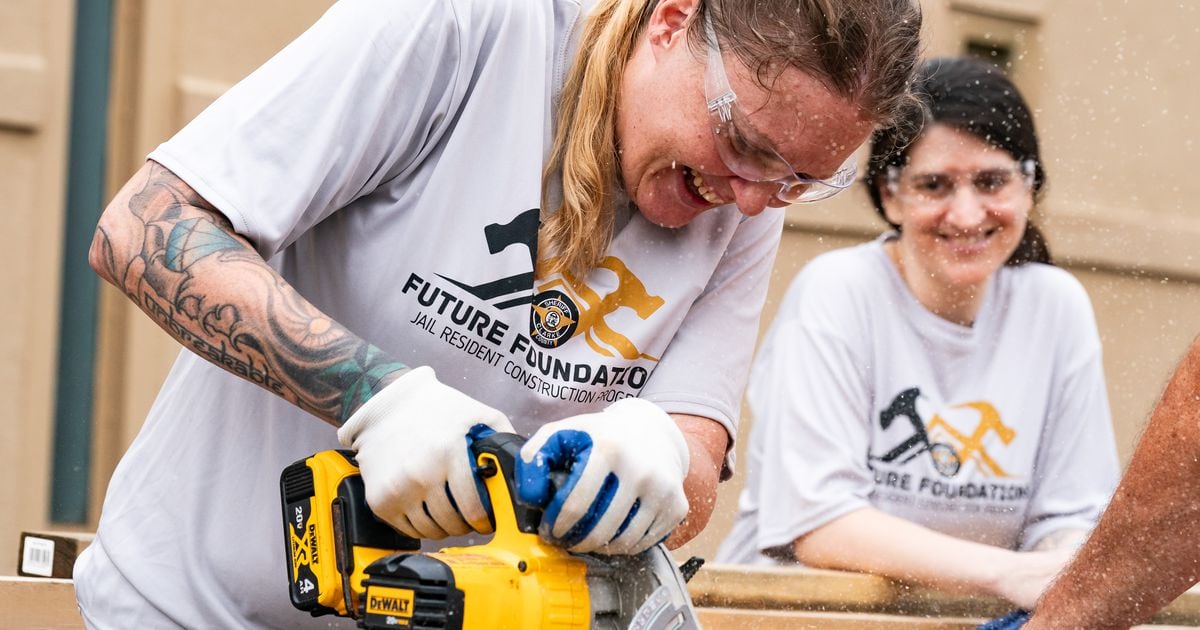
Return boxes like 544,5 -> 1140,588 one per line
886,160 -> 1037,209
703,17 -> 857,204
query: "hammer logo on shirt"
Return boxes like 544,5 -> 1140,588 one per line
532,256 -> 665,356
441,208 -> 665,355
869,388 -> 1016,478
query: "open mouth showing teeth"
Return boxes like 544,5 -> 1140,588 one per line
683,166 -> 723,205
938,227 -> 999,244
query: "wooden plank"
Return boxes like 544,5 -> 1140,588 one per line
0,577 -> 82,629
690,564 -> 1200,626
18,531 -> 94,579
1152,585 -> 1200,628
698,607 -> 985,629
0,569 -> 1193,630
698,608 -> 1200,630
689,563 -> 1010,618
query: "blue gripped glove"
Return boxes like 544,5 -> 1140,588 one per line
337,366 -> 515,539
516,397 -> 690,555
978,610 -> 1030,630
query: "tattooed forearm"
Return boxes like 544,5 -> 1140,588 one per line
141,290 -> 286,393
89,160 -> 406,424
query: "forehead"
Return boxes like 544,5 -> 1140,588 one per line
905,124 -> 1015,170
726,58 -> 874,177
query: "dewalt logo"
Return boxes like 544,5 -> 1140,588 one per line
366,586 -> 415,618
289,524 -> 312,578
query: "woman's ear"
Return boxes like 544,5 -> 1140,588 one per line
879,178 -> 905,226
646,0 -> 701,55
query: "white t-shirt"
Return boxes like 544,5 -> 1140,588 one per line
74,0 -> 784,627
716,235 -> 1118,566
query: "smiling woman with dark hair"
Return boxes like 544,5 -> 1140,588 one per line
717,57 -> 1119,610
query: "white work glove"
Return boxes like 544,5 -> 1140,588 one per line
516,397 -> 690,555
337,366 -> 514,540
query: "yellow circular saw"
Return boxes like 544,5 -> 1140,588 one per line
280,432 -> 702,629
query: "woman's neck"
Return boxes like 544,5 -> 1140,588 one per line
885,240 -> 989,327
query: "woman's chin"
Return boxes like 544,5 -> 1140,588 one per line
937,266 -> 995,291
644,214 -> 691,228
636,199 -> 698,229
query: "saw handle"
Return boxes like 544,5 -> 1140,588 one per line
470,432 -> 546,535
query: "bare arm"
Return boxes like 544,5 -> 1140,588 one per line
89,161 -> 407,426
1026,338 -> 1200,629
664,414 -> 728,548
794,507 -> 1073,609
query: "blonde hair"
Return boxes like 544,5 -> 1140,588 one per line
540,0 -> 923,277
539,0 -> 654,278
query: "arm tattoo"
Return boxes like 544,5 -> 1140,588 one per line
92,161 -> 406,424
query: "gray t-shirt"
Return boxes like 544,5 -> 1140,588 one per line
75,0 -> 783,627
717,236 -> 1118,565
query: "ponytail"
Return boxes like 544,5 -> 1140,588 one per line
539,0 -> 655,277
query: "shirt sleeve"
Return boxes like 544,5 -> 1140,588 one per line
1019,285 -> 1120,550
148,0 -> 471,259
749,271 -> 876,552
639,208 -> 784,477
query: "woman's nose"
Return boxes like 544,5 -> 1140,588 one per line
944,184 -> 988,228
729,179 -> 776,217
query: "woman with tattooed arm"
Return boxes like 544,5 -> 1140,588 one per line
77,0 -> 921,626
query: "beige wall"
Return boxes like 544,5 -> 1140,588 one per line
90,0 -> 338,523
676,226 -> 1200,561
0,0 -> 76,574
6,0 -> 1199,574
678,0 -> 1200,560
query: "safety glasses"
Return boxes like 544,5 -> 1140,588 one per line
703,17 -> 857,204
886,160 -> 1036,209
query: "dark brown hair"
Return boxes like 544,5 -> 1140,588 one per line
864,56 -> 1051,266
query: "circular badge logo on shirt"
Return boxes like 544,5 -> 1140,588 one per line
530,290 -> 579,348
928,442 -> 962,477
